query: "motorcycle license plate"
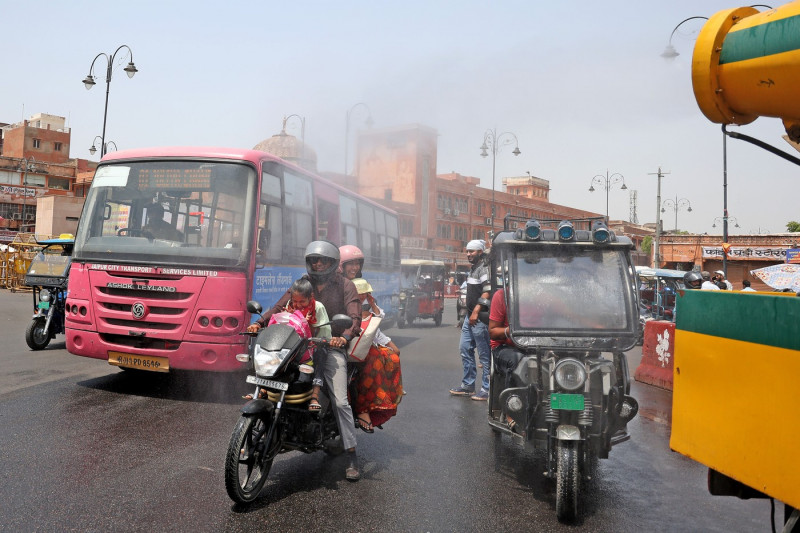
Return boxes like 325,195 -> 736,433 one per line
108,351 -> 169,373
38,301 -> 50,310
246,375 -> 288,391
551,393 -> 585,411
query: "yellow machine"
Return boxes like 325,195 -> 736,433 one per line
672,2 -> 800,526
692,1 -> 800,141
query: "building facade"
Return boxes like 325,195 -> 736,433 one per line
658,232 -> 800,290
0,113 -> 94,240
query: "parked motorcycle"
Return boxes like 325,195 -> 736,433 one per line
487,217 -> 640,522
224,302 -> 354,504
23,237 -> 73,350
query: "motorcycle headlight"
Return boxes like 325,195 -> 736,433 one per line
253,345 -> 290,377
554,358 -> 587,391
39,289 -> 52,303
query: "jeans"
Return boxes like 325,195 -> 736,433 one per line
459,319 -> 491,392
323,348 -> 358,451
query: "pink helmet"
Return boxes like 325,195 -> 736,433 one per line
339,245 -> 364,271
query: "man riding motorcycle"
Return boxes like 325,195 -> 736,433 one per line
248,241 -> 363,481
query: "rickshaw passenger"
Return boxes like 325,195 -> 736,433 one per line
488,288 -> 522,388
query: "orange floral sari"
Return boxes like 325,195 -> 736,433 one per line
354,345 -> 403,427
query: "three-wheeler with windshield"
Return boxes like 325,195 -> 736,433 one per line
487,216 -> 640,522
23,235 -> 74,350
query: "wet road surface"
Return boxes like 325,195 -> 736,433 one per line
0,291 -> 773,531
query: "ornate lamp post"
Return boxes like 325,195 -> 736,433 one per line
661,196 -> 692,231
712,216 -> 739,229
17,158 -> 39,231
588,171 -> 627,220
660,16 -> 709,59
648,167 -> 669,268
344,102 -> 373,175
82,45 -> 138,157
480,128 -> 521,234
89,136 -> 118,156
282,114 -> 306,165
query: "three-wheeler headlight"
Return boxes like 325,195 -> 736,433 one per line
554,358 -> 587,391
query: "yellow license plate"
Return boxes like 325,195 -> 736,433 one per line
108,351 -> 170,373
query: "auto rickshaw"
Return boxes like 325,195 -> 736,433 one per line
487,216 -> 640,521
23,235 -> 74,350
635,266 -> 687,321
397,259 -> 446,328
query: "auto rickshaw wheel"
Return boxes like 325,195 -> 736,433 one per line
555,440 -> 580,522
25,318 -> 51,350
397,314 -> 406,329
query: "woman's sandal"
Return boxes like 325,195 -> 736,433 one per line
355,414 -> 374,433
308,394 -> 321,412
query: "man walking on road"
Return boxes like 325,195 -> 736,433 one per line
450,240 -> 492,401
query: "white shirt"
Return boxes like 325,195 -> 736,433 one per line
741,287 -> 756,292
701,281 -> 721,291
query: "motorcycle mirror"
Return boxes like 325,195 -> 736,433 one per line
246,300 -> 263,315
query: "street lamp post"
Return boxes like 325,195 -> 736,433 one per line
712,216 -> 739,229
661,196 -> 692,231
648,167 -> 669,268
89,136 -> 118,156
661,16 -> 709,59
344,103 -> 373,175
480,128 -> 521,235
82,45 -> 138,157
17,158 -> 38,232
588,170 -> 627,220
282,114 -> 306,166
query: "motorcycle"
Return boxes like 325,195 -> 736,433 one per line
487,217 -> 641,522
23,237 -> 73,350
224,302 -> 355,504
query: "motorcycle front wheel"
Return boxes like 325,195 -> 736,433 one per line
224,415 -> 281,504
25,318 -> 50,350
555,440 -> 580,522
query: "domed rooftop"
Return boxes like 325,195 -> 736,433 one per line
253,124 -> 317,172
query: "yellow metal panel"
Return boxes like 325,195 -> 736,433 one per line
671,330 -> 800,508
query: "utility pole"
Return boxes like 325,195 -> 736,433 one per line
648,167 -> 669,268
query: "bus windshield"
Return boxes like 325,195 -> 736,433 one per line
73,160 -> 256,268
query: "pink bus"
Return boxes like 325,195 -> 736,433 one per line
66,147 -> 400,372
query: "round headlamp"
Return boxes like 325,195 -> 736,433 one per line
554,358 -> 587,391
39,289 -> 52,302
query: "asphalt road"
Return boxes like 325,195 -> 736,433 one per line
0,291 -> 772,532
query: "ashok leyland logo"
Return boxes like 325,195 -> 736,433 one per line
132,302 -> 147,320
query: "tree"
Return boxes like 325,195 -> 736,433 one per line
786,221 -> 800,232
641,235 -> 653,254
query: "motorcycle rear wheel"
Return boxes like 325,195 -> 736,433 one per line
224,415 -> 281,504
555,440 -> 580,522
25,318 -> 50,350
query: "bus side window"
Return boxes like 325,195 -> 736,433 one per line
258,203 -> 282,261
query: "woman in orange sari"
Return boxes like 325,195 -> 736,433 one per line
351,279 -> 402,432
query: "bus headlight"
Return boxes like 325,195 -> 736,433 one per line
554,358 -> 586,391
253,345 -> 290,377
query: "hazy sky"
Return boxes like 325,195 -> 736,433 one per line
3,1 -> 795,235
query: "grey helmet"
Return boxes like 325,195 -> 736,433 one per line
304,241 -> 341,281
684,271 -> 703,289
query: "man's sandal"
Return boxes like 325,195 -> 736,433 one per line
308,394 -> 321,412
